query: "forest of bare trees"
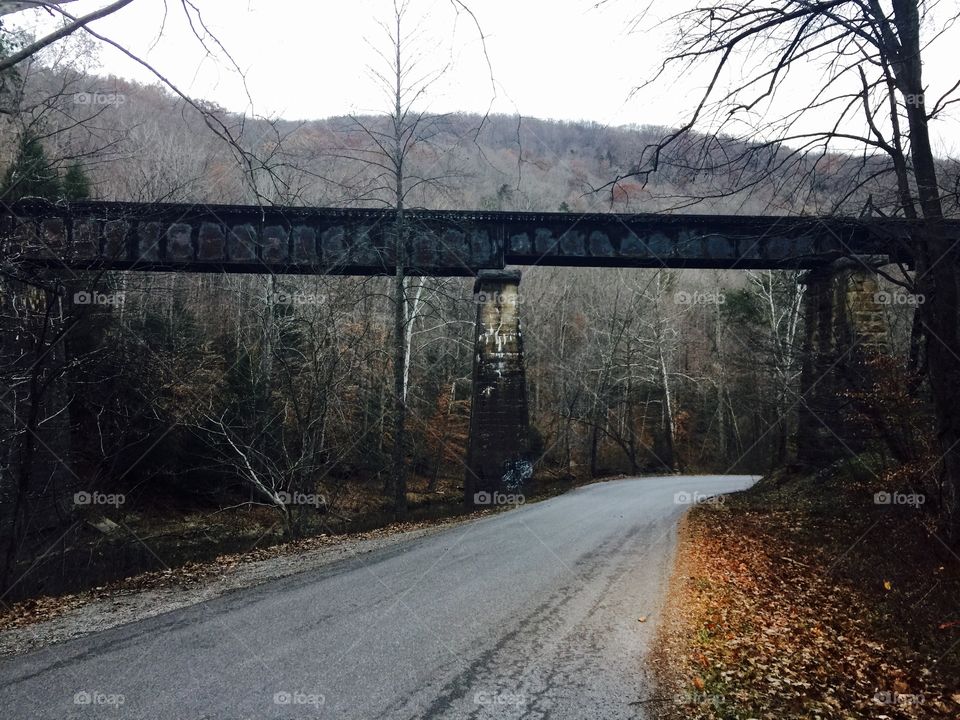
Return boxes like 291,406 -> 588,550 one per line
0,0 -> 949,600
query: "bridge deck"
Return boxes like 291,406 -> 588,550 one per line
0,200 -> 938,275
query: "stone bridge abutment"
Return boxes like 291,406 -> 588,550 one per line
464,270 -> 533,506
797,259 -> 891,466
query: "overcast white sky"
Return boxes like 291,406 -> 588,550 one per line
13,0 -> 662,123
9,0 -> 960,153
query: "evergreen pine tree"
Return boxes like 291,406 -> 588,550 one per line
2,131 -> 61,201
62,162 -> 91,201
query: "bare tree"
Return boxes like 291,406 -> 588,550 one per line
614,0 -> 960,540
328,0 -> 490,520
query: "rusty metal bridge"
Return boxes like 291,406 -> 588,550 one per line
1,199 -> 942,275
2,198 -> 957,511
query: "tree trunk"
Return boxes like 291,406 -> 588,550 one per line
390,10 -> 408,523
890,0 -> 960,541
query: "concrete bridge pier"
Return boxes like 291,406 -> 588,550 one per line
465,270 -> 533,507
797,258 -> 890,465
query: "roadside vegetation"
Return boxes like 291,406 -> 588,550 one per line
653,462 -> 960,719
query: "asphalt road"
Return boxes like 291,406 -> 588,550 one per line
0,474 -> 756,720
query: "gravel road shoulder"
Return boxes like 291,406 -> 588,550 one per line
0,515 -> 475,659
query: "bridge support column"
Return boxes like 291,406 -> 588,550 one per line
797,259 -> 889,466
465,270 -> 532,507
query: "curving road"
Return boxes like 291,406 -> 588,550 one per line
0,474 -> 756,719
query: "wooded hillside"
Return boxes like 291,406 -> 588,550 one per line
0,64 -> 925,598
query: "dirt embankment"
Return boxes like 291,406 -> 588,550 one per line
651,468 -> 960,719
